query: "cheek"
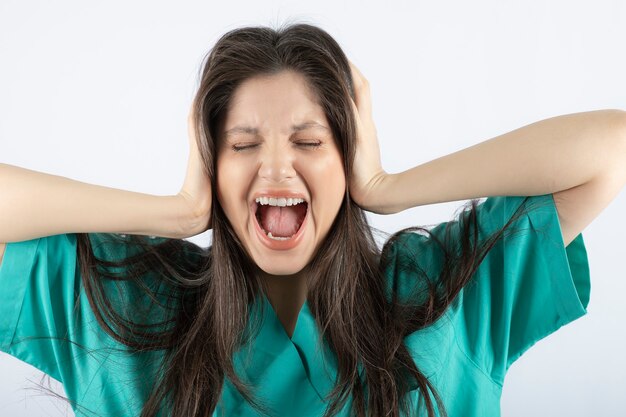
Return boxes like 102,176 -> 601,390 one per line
307,156 -> 345,211
216,159 -> 250,215
322,153 -> 345,192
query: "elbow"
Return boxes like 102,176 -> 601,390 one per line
588,109 -> 626,185
608,109 -> 626,184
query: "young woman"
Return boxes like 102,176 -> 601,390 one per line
0,22 -> 624,417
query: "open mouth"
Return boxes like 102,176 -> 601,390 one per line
252,199 -> 309,241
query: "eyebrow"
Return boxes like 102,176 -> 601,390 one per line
224,121 -> 330,137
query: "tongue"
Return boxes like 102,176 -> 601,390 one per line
258,204 -> 307,237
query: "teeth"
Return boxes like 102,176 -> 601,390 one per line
255,197 -> 305,207
267,231 -> 290,241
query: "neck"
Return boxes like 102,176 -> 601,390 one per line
256,265 -> 309,323
257,266 -> 308,299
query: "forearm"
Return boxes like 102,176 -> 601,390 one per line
382,109 -> 626,213
0,163 -> 194,242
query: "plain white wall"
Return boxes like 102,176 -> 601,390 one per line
1,0 -> 625,416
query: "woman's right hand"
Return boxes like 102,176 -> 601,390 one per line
177,101 -> 213,236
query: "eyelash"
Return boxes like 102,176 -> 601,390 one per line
231,142 -> 321,152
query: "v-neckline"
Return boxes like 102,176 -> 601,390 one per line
233,290 -> 342,405
261,291 -> 308,342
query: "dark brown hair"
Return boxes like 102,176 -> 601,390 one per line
30,20 -> 543,417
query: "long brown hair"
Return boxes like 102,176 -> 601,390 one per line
35,21 -> 541,417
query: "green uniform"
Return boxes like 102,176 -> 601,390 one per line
0,193 -> 590,416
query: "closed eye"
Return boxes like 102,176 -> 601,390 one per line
231,141 -> 321,152
231,144 -> 258,152
296,141 -> 322,148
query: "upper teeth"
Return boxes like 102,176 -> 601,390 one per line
255,197 -> 305,207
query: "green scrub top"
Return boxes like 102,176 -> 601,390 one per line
0,193 -> 591,417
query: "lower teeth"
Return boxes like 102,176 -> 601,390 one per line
267,231 -> 290,241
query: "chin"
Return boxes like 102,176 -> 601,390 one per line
261,268 -> 303,275
255,261 -> 307,276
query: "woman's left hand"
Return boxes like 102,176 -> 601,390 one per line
347,59 -> 391,214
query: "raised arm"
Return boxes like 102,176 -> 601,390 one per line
345,59 -> 625,229
381,109 -> 626,212
344,58 -> 625,249
0,102 -> 212,246
0,163 -> 197,243
365,109 -> 625,248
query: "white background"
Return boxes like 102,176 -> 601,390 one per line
1,0 -> 625,416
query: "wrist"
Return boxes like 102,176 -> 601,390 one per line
173,193 -> 212,238
384,173 -> 403,215
134,195 -> 192,239
369,173 -> 402,215
131,194 -> 200,240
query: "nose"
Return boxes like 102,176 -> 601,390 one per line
258,143 -> 297,183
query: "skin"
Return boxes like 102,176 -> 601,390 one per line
183,57 -> 626,351
216,70 -> 346,332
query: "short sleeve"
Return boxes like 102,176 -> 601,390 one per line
385,193 -> 591,385
0,233 -> 176,384
0,234 -> 82,382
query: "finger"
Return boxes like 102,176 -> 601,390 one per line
348,95 -> 361,128
187,111 -> 200,147
347,59 -> 372,119
348,58 -> 365,87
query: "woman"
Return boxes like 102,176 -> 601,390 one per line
0,22 -> 624,417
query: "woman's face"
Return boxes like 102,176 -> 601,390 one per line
216,70 -> 345,276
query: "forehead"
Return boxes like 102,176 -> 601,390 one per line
222,70 -> 329,137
